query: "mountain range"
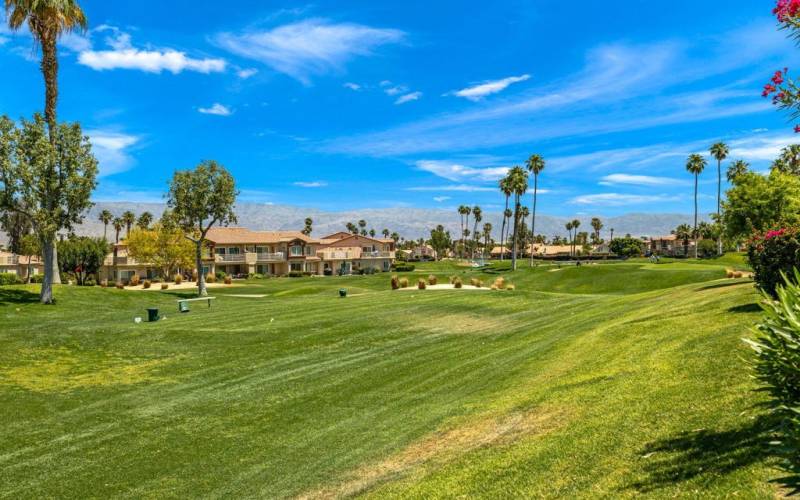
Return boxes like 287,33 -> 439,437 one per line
8,202 -> 706,242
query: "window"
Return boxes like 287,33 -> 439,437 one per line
305,246 -> 315,256
290,262 -> 303,272
290,245 -> 303,256
256,246 -> 267,254
215,247 -> 226,255
228,247 -> 241,255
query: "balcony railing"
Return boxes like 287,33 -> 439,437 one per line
215,254 -> 245,263
256,252 -> 284,262
1,256 -> 19,265
361,251 -> 394,259
320,251 -> 353,260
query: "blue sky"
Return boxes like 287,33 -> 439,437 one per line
0,0 -> 797,216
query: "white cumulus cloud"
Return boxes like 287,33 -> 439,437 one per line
395,91 -> 422,105
198,103 -> 233,116
451,74 -> 531,101
415,160 -> 509,183
86,130 -> 140,177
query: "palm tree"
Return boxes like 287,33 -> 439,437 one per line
120,210 -> 135,239
369,229 -> 376,238
498,177 -> 512,261
98,209 -> 112,240
686,153 -> 707,259
565,221 -> 574,256
463,206 -> 471,259
302,217 -> 313,236
590,217 -> 603,244
346,222 -> 357,234
507,166 -> 528,270
358,219 -> 367,234
610,228 -> 614,241
571,219 -> 581,257
672,224 -> 692,257
390,232 -> 399,243
709,142 -> 728,256
519,206 -> 529,255
136,211 -> 153,230
382,229 -> 390,238
771,144 -> 800,175
482,222 -> 492,258
456,205 -> 468,258
112,217 -> 123,244
726,159 -> 750,182
471,205 -> 482,258
525,154 -> 545,266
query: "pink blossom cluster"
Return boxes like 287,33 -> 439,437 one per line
765,229 -> 787,240
762,69 -> 800,132
774,0 -> 800,22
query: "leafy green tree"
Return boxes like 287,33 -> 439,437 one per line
0,114 -> 97,303
167,160 -> 238,297
507,166 -> 528,270
727,159 -> 750,182
57,236 -> 108,285
126,224 -> 195,279
18,232 -> 40,283
609,237 -> 645,258
98,208 -> 112,240
136,211 -> 153,230
686,153 -> 707,258
722,170 -> 800,242
525,154 -> 545,266
710,142 -> 729,255
1,204 -> 32,254
429,224 -> 451,260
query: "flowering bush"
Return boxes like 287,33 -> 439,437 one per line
766,2 -> 800,131
747,227 -> 800,297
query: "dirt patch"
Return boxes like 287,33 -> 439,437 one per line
300,407 -> 564,499
0,348 -> 174,393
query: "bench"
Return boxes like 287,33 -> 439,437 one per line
177,296 -> 216,312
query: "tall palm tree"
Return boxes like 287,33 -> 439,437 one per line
565,221 -> 574,256
121,210 -> 135,239
471,205 -> 482,258
463,206 -> 471,259
482,222 -> 492,258
98,209 -> 112,241
358,220 -> 367,233
507,166 -> 528,271
302,217 -> 313,235
771,144 -> 800,175
571,219 -> 581,257
112,216 -> 123,281
136,211 -> 153,230
498,177 -> 512,261
457,205 -> 467,258
369,228 -> 376,237
709,142 -> 728,256
726,159 -> 750,182
525,154 -> 545,266
590,217 -> 603,244
382,229 -> 390,238
686,153 -> 707,259
346,222 -> 357,234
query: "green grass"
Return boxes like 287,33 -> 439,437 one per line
0,259 -> 781,498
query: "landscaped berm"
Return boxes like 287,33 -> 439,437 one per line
0,258 -> 782,497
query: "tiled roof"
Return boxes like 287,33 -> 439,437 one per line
205,227 -> 318,244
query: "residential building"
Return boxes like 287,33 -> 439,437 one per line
0,250 -> 42,280
645,235 -> 696,257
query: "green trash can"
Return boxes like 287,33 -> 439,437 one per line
146,308 -> 159,322
178,301 -> 189,313
339,289 -> 347,298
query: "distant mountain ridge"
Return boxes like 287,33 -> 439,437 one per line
10,202 -> 704,242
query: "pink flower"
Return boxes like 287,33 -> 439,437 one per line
795,125 -> 800,133
765,229 -> 787,240
773,70 -> 785,85
775,0 -> 800,21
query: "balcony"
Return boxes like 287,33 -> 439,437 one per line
256,252 -> 284,262
215,254 -> 245,263
320,251 -> 354,260
1,256 -> 19,265
361,251 -> 395,259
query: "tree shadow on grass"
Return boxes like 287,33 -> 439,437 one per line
697,281 -> 752,291
626,414 -> 778,494
0,288 -> 40,306
728,303 -> 763,314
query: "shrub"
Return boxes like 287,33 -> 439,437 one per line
129,274 -> 140,286
418,278 -> 426,289
697,239 -> 717,258
224,275 -> 232,285
248,273 -> 264,280
174,274 -> 183,285
115,282 -> 124,289
747,227 -> 800,298
100,279 -> 108,288
733,271 -> 744,279
29,274 -> 44,284
161,283 -> 169,290
288,271 -> 305,278
428,275 -> 438,286
449,275 -> 457,284
453,277 -> 463,289
84,278 -> 96,287
393,264 -> 416,272
0,273 -> 22,286
206,273 -> 216,284
609,237 -> 645,258
470,278 -> 483,288
216,271 -> 227,281
143,280 -> 151,289
399,277 -> 409,288
746,270 -> 800,485
391,275 -> 399,290
726,269 -> 735,278
490,284 -> 498,290
493,277 -> 507,290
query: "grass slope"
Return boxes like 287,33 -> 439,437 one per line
0,260 -> 780,498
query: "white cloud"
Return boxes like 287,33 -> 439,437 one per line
198,103 -> 233,116
451,74 -> 531,101
293,181 -> 328,188
407,185 -> 496,192
343,82 -> 361,91
395,91 -> 422,105
433,196 -> 451,202
384,84 -> 408,96
415,160 -> 508,182
237,68 -> 258,79
570,193 -> 679,207
599,173 -> 688,187
215,19 -> 404,85
728,135 -> 796,161
78,27 -> 226,74
86,130 -> 140,177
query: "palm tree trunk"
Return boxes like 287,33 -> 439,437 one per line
717,159 -> 722,256
500,196 -> 508,261
530,175 -> 537,267
103,223 -> 108,241
694,174 -> 699,259
511,197 -> 519,271
40,29 -> 62,286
